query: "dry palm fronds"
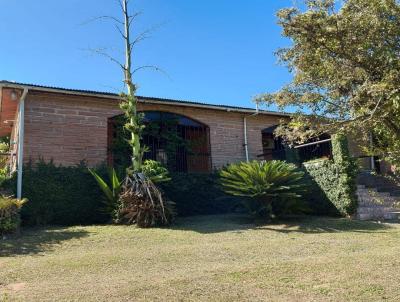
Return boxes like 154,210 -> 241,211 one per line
117,173 -> 174,227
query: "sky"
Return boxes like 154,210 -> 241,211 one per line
0,0 -> 295,110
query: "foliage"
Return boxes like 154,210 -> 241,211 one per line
4,160 -> 110,226
220,160 -> 306,219
303,134 -> 358,216
89,167 -> 122,218
160,173 -> 243,217
256,0 -> 400,166
0,136 -> 11,186
141,159 -> 170,183
89,160 -> 170,224
0,196 -> 26,235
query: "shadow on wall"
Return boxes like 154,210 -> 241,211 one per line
0,228 -> 90,257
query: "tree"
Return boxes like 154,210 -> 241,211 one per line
88,0 -> 173,227
256,0 -> 400,168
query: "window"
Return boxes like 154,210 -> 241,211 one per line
108,111 -> 212,172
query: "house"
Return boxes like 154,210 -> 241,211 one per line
0,81 -> 380,197
0,81 -> 293,171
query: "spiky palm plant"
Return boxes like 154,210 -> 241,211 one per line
89,168 -> 122,218
220,160 -> 305,219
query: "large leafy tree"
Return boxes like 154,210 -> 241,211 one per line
257,0 -> 400,167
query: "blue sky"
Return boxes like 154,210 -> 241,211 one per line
0,0 -> 295,110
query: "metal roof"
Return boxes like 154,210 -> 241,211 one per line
0,80 -> 290,117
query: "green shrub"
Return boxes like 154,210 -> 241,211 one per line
0,136 -> 11,186
0,196 -> 26,235
4,160 -> 110,226
141,160 -> 171,183
220,160 -> 306,219
303,134 -> 358,216
160,173 -> 243,217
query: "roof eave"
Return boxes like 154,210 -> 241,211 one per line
0,81 -> 290,117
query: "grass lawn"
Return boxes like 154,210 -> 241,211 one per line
1,214 -> 400,301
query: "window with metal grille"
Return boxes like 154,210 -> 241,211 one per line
108,111 -> 212,173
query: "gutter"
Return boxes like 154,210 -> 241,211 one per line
243,104 -> 259,162
17,88 -> 28,200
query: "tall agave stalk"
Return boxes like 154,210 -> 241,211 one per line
116,0 -> 173,227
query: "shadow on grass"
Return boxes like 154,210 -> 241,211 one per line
172,214 -> 256,234
172,214 -> 393,234
260,216 -> 393,234
0,228 -> 90,257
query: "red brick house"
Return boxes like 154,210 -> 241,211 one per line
0,80 -> 383,199
0,80 -> 292,175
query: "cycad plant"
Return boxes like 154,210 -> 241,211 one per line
220,160 -> 305,219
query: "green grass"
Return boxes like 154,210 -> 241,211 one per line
1,215 -> 400,301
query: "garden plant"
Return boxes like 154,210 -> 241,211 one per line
89,0 -> 174,227
220,160 -> 306,220
0,195 -> 26,235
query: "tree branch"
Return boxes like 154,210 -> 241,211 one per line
86,47 -> 126,71
114,24 -> 127,40
80,15 -> 124,26
129,23 -> 165,50
128,12 -> 142,29
132,65 -> 170,79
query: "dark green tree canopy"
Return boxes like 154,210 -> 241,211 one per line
257,0 -> 400,165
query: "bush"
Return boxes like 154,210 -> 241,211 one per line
302,134 -> 358,216
220,160 -> 307,219
160,173 -> 243,217
0,196 -> 26,235
0,136 -> 11,186
4,160 -> 110,226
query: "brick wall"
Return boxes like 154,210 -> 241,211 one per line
23,91 -> 284,168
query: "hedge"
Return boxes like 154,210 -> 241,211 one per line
3,161 -> 242,226
3,134 -> 356,226
302,134 -> 358,216
160,173 -> 243,217
4,160 -> 110,226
